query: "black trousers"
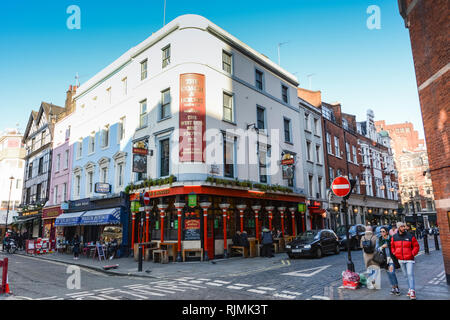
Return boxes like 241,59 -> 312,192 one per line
261,244 -> 273,257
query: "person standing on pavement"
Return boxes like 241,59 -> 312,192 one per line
261,227 -> 274,258
72,234 -> 81,260
360,226 -> 380,289
391,222 -> 420,300
376,226 -> 400,296
389,224 -> 398,237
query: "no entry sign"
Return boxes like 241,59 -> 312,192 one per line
331,176 -> 351,198
143,192 -> 151,206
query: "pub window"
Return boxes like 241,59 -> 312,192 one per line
222,51 -> 232,73
140,59 -> 148,80
102,125 -> 109,148
161,89 -> 171,119
223,136 -> 235,178
255,69 -> 264,90
256,106 -> 265,130
259,149 -> 267,183
223,92 -> 233,122
281,85 -> 289,103
160,138 -> 170,177
139,100 -> 147,128
284,118 -> 291,143
162,45 -> 171,68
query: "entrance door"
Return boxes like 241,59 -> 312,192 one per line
207,218 -> 215,260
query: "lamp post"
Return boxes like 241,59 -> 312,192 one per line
3,177 -> 14,251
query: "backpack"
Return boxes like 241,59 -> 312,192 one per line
362,235 -> 375,254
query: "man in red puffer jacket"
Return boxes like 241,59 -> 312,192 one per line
391,222 -> 420,299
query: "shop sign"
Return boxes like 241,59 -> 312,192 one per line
281,153 -> 295,180
131,201 -> 141,213
179,73 -> 206,163
22,211 -> 39,217
184,219 -> 201,240
298,203 -> 306,213
42,207 -> 62,219
188,194 -> 197,207
95,183 -> 111,194
133,140 -> 148,155
70,199 -> 91,210
133,154 -> 147,173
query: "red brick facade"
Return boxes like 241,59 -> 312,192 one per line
399,0 -> 450,284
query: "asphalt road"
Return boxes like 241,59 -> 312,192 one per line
1,240 -> 446,301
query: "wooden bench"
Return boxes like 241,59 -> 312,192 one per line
229,245 -> 249,258
153,249 -> 169,264
182,248 -> 203,262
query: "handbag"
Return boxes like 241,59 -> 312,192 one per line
372,250 -> 386,265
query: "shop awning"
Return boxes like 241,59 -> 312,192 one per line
79,208 -> 121,226
55,211 -> 86,227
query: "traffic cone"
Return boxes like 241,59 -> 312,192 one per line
5,275 -> 11,294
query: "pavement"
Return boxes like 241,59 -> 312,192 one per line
1,237 -> 449,300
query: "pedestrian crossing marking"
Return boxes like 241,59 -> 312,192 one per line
248,289 -> 266,294
227,285 -> 244,290
257,287 -> 276,291
273,293 -> 295,299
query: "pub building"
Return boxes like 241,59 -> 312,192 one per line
129,185 -> 306,261
54,193 -> 130,256
13,209 -> 42,239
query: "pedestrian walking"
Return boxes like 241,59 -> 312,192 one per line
391,221 -> 420,300
72,234 -> 81,260
360,226 -> 380,289
376,226 -> 400,295
261,227 -> 274,258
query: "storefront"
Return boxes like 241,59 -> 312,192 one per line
54,194 -> 129,256
42,206 -> 62,249
307,201 -> 326,230
15,210 -> 42,239
129,185 -> 306,261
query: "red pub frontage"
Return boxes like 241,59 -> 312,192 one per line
129,185 -> 306,262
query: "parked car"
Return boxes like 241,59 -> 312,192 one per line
285,229 -> 340,259
374,225 -> 391,238
336,224 -> 366,250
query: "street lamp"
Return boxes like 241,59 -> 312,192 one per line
3,176 -> 14,251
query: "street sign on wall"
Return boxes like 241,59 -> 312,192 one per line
331,176 -> 351,198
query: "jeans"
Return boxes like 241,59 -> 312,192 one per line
386,263 -> 398,287
399,260 -> 415,291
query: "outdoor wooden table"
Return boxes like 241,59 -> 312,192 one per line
159,242 -> 178,262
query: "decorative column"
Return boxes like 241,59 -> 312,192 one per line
265,206 -> 274,231
219,203 -> 230,258
157,204 -> 168,243
236,204 -> 247,233
288,207 -> 296,236
251,205 -> 262,241
174,202 -> 185,262
145,209 -> 150,242
200,202 -> 212,261
278,207 -> 286,236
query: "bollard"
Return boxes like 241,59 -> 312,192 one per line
138,244 -> 143,272
434,232 -> 440,250
423,231 -> 429,254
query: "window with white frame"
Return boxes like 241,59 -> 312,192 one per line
306,141 -> 312,161
259,148 -> 267,183
56,154 -> 61,172
118,117 -> 125,143
74,173 -> 81,197
314,118 -> 319,135
89,133 -> 95,154
223,92 -> 233,122
162,45 -> 170,68
326,133 -> 332,154
308,175 -> 314,197
53,185 -> 58,204
222,51 -> 232,73
86,170 -> 94,196
223,135 -> 235,178
63,183 -> 67,202
100,166 -> 108,183
141,59 -> 148,80
318,177 -> 323,198
346,143 -> 351,161
256,106 -> 265,130
352,146 -> 357,164
334,136 -> 340,157
161,89 -> 171,119
102,125 -> 109,148
116,162 -> 124,189
160,138 -> 170,177
139,100 -> 147,128
329,167 -> 334,185
77,140 -> 82,158
64,150 -> 69,169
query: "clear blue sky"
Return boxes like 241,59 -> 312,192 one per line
0,0 -> 424,139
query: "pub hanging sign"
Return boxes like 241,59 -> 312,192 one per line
132,140 -> 148,173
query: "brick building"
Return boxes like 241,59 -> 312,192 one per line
298,90 -> 400,232
398,0 -> 450,284
375,121 -> 436,226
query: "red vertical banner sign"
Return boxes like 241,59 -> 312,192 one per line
179,73 -> 206,162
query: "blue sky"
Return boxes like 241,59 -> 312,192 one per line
0,0 -> 424,139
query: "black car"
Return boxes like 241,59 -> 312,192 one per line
336,224 -> 366,250
285,229 -> 340,259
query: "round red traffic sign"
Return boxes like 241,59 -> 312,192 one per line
143,192 -> 150,206
331,176 -> 351,197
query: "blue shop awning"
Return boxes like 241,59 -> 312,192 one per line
79,208 -> 121,226
55,211 -> 86,227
